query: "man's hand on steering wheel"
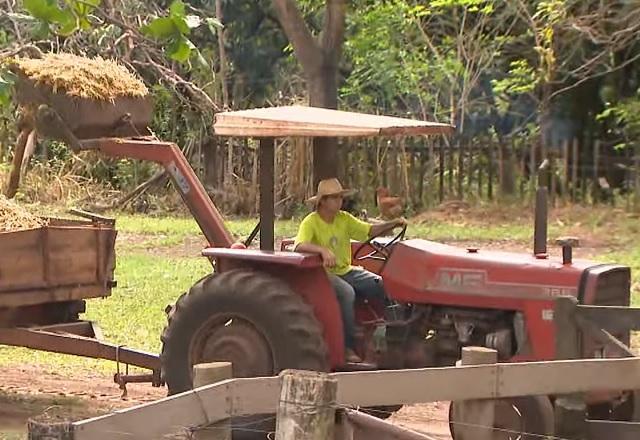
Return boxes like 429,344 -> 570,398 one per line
354,218 -> 408,262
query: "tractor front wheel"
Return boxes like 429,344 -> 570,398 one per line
449,395 -> 554,440
161,269 -> 329,394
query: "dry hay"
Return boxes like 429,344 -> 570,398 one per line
0,194 -> 47,232
8,53 -> 148,101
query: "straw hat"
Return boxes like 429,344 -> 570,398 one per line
306,178 -> 355,204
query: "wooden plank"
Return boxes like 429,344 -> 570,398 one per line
74,376 -> 280,440
0,284 -> 108,308
74,387 -> 229,440
336,358 -> 640,407
454,347 -> 497,440
213,106 -> 454,138
0,226 -> 115,294
496,357 -> 640,397
0,229 -> 45,290
193,362 -> 232,440
577,305 -> 640,332
229,376 -> 281,416
555,296 -> 580,359
335,366 -> 497,407
577,315 -> 634,357
587,420 -> 640,440
48,228 -> 99,285
554,296 -> 586,438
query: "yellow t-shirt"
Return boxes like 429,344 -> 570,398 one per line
294,211 -> 371,276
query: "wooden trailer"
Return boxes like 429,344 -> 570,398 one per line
0,213 -> 161,386
0,216 -> 117,319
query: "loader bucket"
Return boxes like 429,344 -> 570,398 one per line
13,73 -> 153,140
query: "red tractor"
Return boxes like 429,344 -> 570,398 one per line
25,103 -> 632,439
161,107 -> 631,438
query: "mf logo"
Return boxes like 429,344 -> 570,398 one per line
437,269 -> 486,289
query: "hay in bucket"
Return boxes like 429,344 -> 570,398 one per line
0,194 -> 48,232
9,53 -> 148,102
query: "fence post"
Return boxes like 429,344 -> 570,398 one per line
193,362 -> 232,440
28,416 -> 73,440
554,296 -> 587,439
452,347 -> 497,440
275,369 -> 337,440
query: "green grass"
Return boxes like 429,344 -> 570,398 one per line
115,213 -> 300,247
409,220 -> 533,242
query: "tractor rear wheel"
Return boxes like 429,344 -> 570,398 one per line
161,270 -> 329,439
449,395 -> 554,440
161,269 -> 329,394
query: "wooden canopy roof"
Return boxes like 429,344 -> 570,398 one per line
213,105 -> 454,138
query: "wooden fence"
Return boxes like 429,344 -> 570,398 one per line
196,135 -> 639,215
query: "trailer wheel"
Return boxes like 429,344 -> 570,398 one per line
161,269 -> 329,394
449,395 -> 554,439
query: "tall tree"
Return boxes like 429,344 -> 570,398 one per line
271,0 -> 346,183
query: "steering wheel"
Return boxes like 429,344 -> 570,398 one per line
354,223 -> 407,262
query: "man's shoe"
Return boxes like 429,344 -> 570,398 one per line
345,348 -> 363,363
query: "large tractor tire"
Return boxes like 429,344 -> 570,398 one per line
161,270 -> 329,439
161,270 -> 329,394
449,395 -> 554,440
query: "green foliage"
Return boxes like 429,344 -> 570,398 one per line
0,68 -> 16,107
531,0 -> 566,82
491,60 -> 536,115
21,0 -> 99,37
598,90 -> 640,149
141,0 -> 217,65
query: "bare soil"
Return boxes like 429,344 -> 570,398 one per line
0,365 -> 165,438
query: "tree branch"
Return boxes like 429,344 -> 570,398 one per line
321,0 -> 346,61
271,0 -> 322,72
132,55 -> 220,112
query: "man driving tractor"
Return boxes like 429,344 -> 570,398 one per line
294,178 -> 406,363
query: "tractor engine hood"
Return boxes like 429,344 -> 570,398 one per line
383,239 -> 629,305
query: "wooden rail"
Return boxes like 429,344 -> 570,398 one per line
30,356 -> 640,440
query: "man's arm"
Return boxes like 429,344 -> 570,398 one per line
369,218 -> 407,237
294,242 -> 336,268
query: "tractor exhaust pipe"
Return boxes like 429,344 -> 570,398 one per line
533,160 -> 549,256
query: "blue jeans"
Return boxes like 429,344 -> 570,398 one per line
329,268 -> 387,351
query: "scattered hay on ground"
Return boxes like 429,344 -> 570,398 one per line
0,195 -> 47,232
8,53 -> 148,101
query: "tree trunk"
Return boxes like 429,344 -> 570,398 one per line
203,136 -> 218,188
271,0 -> 346,185
309,66 -> 339,183
500,139 -> 516,196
